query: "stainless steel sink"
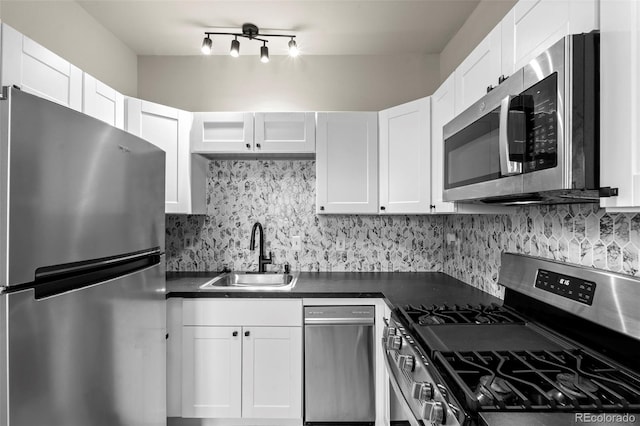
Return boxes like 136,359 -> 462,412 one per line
199,271 -> 299,291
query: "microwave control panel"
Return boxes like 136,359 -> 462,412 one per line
522,74 -> 558,173
534,269 -> 596,305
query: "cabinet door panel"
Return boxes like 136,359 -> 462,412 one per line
182,326 -> 242,418
430,76 -> 457,213
316,112 -> 378,214
83,73 -> 124,129
191,112 -> 254,153
454,25 -> 501,114
255,112 -> 315,153
501,0 -> 599,75
126,99 -> 202,214
1,23 -> 82,111
379,97 -> 431,214
242,327 -> 302,419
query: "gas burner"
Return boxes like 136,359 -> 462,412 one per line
474,315 -> 492,324
436,349 -> 640,413
548,373 -> 599,405
418,314 -> 446,325
401,304 -> 526,326
475,376 -> 514,406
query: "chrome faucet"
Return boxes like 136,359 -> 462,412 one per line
249,222 -> 272,273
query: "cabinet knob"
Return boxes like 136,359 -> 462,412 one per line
380,206 -> 386,211
320,206 -> 325,211
256,143 -> 261,149
244,331 -> 250,337
498,74 -> 508,84
246,143 -> 251,149
233,331 -> 238,337
486,85 -> 495,93
430,205 -> 436,209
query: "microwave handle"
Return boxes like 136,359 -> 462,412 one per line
499,95 -> 523,176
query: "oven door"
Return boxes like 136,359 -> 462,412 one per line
382,342 -> 424,426
443,73 -> 525,202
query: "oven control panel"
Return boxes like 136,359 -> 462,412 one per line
534,269 -> 596,305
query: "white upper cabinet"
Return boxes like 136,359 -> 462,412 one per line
190,112 -> 254,153
599,0 -> 640,211
316,112 -> 378,214
430,76 -> 457,214
379,97 -> 431,214
501,0 -> 600,76
454,24 -> 502,115
82,73 -> 124,129
1,23 -> 82,111
126,98 -> 207,215
191,111 -> 315,154
254,112 -> 315,153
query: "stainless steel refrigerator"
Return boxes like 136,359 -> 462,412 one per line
0,87 -> 167,426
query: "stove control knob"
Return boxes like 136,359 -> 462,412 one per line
386,335 -> 402,351
398,355 -> 415,372
412,382 -> 433,401
421,401 -> 446,425
383,326 -> 397,339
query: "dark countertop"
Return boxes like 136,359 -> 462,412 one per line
166,271 -> 501,308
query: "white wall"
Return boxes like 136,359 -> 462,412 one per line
138,53 -> 440,111
439,0 -> 516,81
0,0 -> 138,96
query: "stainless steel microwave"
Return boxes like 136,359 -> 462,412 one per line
443,33 -> 607,205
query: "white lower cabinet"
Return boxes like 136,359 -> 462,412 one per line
242,327 -> 302,419
182,326 -> 242,418
175,299 -> 303,423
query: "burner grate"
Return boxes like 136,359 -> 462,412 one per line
401,304 -> 526,326
435,349 -> 640,413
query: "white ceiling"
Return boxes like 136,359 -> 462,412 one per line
77,0 -> 481,56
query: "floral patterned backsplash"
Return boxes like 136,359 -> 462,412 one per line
442,204 -> 640,298
166,160 -> 444,272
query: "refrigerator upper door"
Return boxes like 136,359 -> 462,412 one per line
2,88 -> 165,286
3,262 -> 166,426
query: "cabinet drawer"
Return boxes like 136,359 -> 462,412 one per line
183,299 -> 303,326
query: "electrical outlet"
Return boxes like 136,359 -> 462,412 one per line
292,235 -> 301,251
336,237 -> 346,252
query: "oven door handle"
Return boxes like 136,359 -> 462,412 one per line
499,94 -> 523,176
383,350 -> 423,426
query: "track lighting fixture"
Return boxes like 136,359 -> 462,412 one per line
288,38 -> 299,57
260,42 -> 269,63
201,23 -> 298,62
230,37 -> 240,57
201,36 -> 212,55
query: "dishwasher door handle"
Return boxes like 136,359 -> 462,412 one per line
304,317 -> 375,325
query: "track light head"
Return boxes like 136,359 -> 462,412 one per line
288,38 -> 299,57
201,36 -> 212,55
230,37 -> 240,57
260,43 -> 269,63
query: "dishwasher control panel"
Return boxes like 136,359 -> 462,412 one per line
304,305 -> 375,324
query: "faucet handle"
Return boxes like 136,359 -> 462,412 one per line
267,251 -> 273,262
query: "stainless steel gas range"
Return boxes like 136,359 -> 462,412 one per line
383,253 -> 640,426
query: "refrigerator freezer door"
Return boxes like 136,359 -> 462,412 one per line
3,262 -> 166,426
2,88 -> 165,287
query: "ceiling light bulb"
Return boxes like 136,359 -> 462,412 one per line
230,38 -> 240,57
260,44 -> 269,63
201,36 -> 212,55
288,38 -> 299,57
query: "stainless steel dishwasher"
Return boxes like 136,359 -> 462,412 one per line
304,305 -> 375,424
